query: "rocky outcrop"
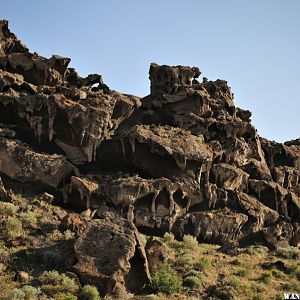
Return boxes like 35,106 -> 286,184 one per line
0,19 -> 300,298
172,209 -> 248,244
73,217 -> 151,299
0,135 -> 75,189
0,20 -> 140,165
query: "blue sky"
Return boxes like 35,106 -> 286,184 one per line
2,1 -> 300,142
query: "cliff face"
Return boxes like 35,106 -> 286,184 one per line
0,19 -> 299,298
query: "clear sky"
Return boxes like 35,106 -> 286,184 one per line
2,1 -> 300,142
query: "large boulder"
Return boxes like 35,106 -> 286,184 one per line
73,218 -> 151,299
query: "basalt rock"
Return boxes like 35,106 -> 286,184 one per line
66,174 -> 195,234
0,20 -> 300,297
73,217 -> 151,299
0,135 -> 75,190
172,209 -> 248,244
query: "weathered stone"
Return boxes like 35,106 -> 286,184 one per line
99,124 -> 212,183
67,175 -> 193,234
145,238 -> 168,273
261,138 -> 300,169
60,213 -> 85,234
149,63 -> 201,96
74,218 -> 151,298
0,137 -> 75,189
249,179 -> 300,221
228,191 -> 279,235
211,163 -> 249,191
173,209 -> 248,244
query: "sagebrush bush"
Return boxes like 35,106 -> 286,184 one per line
0,202 -> 18,216
252,294 -> 264,300
235,268 -> 249,277
64,229 -> 75,240
183,275 -> 202,288
3,289 -> 25,300
207,285 -> 238,300
19,211 -> 37,228
46,229 -> 63,241
195,257 -> 211,271
3,286 -> 40,300
288,279 -> 300,291
275,246 -> 300,259
163,232 -> 175,243
183,235 -> 198,251
151,263 -> 182,293
6,216 -> 23,239
259,272 -> 272,284
54,292 -> 78,300
176,253 -> 194,266
39,271 -> 78,294
21,285 -> 41,299
79,285 -> 100,300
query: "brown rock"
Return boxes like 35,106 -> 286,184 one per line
145,238 -> 168,273
60,213 -> 85,234
173,209 -> 248,245
0,137 -> 74,189
73,218 -> 151,299
211,163 -> 249,191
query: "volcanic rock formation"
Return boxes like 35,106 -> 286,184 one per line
0,19 -> 299,298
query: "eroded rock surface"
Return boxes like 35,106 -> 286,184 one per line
73,218 -> 150,299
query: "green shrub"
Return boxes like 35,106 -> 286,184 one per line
1,286 -> 39,300
259,272 -> 272,284
235,268 -> 249,277
226,276 -> 242,290
3,289 -> 25,300
151,263 -> 182,293
163,232 -> 174,243
166,239 -> 184,251
6,216 -> 23,239
286,263 -> 298,274
183,275 -> 202,289
61,276 -> 78,293
275,295 -> 285,300
183,235 -> 198,251
271,269 -> 286,279
19,211 -> 37,228
39,270 -> 61,285
54,293 -> 78,300
288,279 -> 300,291
195,257 -> 211,271
252,294 -> 263,300
275,247 -> 300,259
198,135 -> 205,143
176,253 -> 194,266
79,285 -> 100,300
46,230 -> 63,242
21,285 -> 41,299
64,230 -> 75,240
207,285 -> 238,300
0,202 -> 18,216
185,270 -> 202,278
39,271 -> 78,294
